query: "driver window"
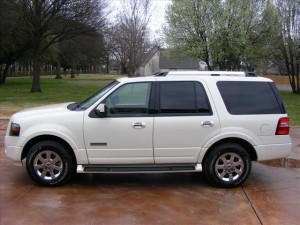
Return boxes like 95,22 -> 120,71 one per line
105,82 -> 151,115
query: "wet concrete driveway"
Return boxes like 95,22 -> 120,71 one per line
1,121 -> 300,225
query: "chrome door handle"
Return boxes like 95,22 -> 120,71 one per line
132,122 -> 146,129
201,121 -> 214,127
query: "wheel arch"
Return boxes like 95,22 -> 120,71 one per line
202,137 -> 258,164
22,135 -> 77,165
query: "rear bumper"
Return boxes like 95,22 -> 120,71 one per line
256,143 -> 292,161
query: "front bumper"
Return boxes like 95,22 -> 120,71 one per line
5,136 -> 27,165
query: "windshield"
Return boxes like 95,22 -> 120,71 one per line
74,80 -> 119,110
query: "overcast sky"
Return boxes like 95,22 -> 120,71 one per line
108,0 -> 172,41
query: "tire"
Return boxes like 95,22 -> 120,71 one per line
204,143 -> 251,188
26,141 -> 74,187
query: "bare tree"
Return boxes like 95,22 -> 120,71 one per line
106,25 -> 129,74
16,0 -> 107,92
57,32 -> 106,78
108,0 -> 152,76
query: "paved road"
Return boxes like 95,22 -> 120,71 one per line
1,120 -> 300,225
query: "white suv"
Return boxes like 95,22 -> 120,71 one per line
5,71 -> 292,188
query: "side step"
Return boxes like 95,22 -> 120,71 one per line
77,164 -> 202,173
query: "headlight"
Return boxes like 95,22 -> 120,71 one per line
10,123 -> 21,136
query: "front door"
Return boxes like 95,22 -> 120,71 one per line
84,82 -> 154,164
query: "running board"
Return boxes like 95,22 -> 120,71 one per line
77,164 -> 202,173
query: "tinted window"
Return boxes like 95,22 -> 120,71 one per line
195,82 -> 211,113
76,80 -> 119,110
159,81 -> 211,114
217,81 -> 282,115
105,82 -> 151,115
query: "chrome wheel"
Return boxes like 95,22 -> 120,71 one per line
204,143 -> 251,188
27,141 -> 74,186
33,150 -> 63,181
214,152 -> 244,182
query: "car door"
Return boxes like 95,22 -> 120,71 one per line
153,81 -> 220,164
83,82 -> 154,164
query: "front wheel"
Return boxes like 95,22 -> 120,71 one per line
204,143 -> 251,188
26,141 -> 74,186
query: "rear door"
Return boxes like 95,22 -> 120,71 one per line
153,81 -> 220,164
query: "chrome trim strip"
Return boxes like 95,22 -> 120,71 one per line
90,142 -> 107,146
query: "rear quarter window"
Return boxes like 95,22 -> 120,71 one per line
217,81 -> 284,115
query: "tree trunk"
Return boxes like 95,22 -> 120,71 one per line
128,66 -> 133,77
31,51 -> 42,92
120,62 -> 127,74
55,59 -> 62,79
70,58 -> 75,78
0,64 -> 2,84
0,63 -> 11,84
294,73 -> 300,94
288,72 -> 296,93
296,64 -> 300,94
106,55 -> 109,74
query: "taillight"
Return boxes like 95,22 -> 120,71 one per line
276,117 -> 290,135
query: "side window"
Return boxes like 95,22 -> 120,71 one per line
195,82 -> 211,113
105,82 -> 151,115
159,81 -> 211,115
217,81 -> 282,115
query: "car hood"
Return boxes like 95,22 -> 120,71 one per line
11,102 -> 73,120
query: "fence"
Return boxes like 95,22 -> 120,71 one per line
260,75 -> 290,85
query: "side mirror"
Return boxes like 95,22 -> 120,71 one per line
95,103 -> 107,117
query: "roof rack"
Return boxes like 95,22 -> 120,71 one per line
153,71 -> 256,77
153,72 -> 169,77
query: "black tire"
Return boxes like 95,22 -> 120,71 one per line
26,140 -> 74,187
204,143 -> 251,188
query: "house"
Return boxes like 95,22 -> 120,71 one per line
136,46 -> 160,76
137,46 -> 204,76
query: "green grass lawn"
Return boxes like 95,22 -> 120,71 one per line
0,74 -> 123,108
1,75 -> 299,126
280,91 -> 300,127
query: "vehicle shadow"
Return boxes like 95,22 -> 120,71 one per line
69,172 -> 211,188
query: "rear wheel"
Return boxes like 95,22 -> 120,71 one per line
204,143 -> 251,188
26,141 -> 74,186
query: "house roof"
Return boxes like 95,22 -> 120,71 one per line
159,55 -> 199,69
139,46 -> 160,67
139,47 -> 200,70
158,49 -> 199,70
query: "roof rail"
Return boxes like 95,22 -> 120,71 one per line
164,71 -> 256,77
153,72 -> 169,77
245,72 -> 256,77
